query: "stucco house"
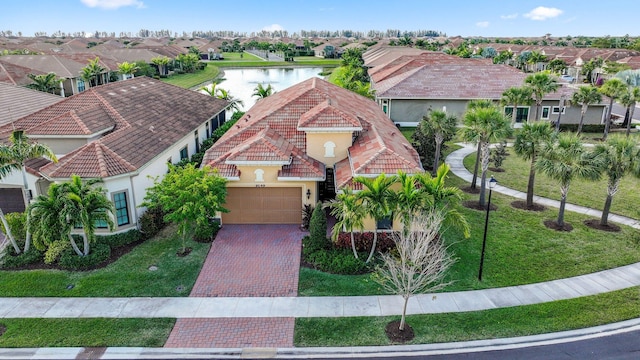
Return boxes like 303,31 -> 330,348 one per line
201,77 -> 423,228
367,51 -> 608,127
0,77 -> 229,233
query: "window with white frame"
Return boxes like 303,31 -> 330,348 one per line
542,106 -> 550,119
254,169 -> 265,182
77,79 -> 85,92
324,141 -> 336,157
552,106 -> 566,114
113,191 -> 130,226
179,146 -> 188,160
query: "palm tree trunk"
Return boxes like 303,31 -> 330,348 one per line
526,158 -> 537,208
511,104 -> 518,126
432,137 -> 442,176
68,234 -> 83,256
626,105 -> 636,137
577,106 -> 587,134
471,142 -> 481,189
350,232 -> 358,259
535,101 -> 541,121
366,230 -> 378,263
600,194 -> 613,226
0,207 -> 20,254
478,142 -> 490,207
82,233 -> 90,256
604,99 -> 614,141
20,167 -> 32,253
557,185 -> 569,227
399,295 -> 409,331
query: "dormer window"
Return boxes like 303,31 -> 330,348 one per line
324,141 -> 336,157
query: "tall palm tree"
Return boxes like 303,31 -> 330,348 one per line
353,174 -> 396,263
26,73 -> 61,94
324,187 -> 365,259
500,86 -> 534,126
423,110 -> 457,175
527,50 -> 548,72
0,130 -> 58,253
200,82 -> 219,97
391,171 -> 427,234
592,135 -> 640,227
252,83 -> 275,100
81,57 -> 106,87
117,61 -> 139,80
525,73 -> 559,121
619,87 -> 640,136
570,85 -> 602,135
151,56 -> 170,76
535,133 -> 602,228
414,164 -> 470,238
513,122 -> 554,208
216,88 -> 245,113
461,105 -> 512,207
464,99 -> 494,190
599,78 -> 628,141
61,175 -> 115,256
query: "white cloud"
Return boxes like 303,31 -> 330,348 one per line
80,0 -> 145,10
262,24 -> 285,32
501,13 -> 518,20
476,21 -> 490,28
524,6 -> 563,21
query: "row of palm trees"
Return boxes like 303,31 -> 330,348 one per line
325,164 -> 470,263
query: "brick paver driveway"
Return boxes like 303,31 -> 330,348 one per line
165,224 -> 304,348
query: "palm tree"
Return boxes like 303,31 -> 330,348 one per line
614,70 -> 640,135
200,82 -> 219,97
0,130 -> 58,253
353,174 -> 396,263
525,73 -> 559,121
414,164 -> 470,238
500,86 -> 534,126
423,110 -> 457,175
61,175 -> 115,256
117,61 -> 139,80
513,122 -> 554,209
570,85 -> 602,135
592,135 -> 640,227
26,183 -> 69,253
252,83 -> 275,100
216,88 -> 245,112
26,73 -> 61,94
599,78 -> 628,141
535,133 -> 602,229
461,105 -> 512,207
618,87 -> 640,136
151,56 -> 170,76
324,187 -> 365,259
527,50 -> 547,72
464,99 -> 494,190
81,57 -> 106,87
391,171 -> 427,234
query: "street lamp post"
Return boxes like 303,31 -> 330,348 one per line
478,176 -> 498,282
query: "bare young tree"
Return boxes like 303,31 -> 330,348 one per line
375,210 -> 455,332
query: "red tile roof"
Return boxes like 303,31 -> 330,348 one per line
1,77 -> 228,179
202,77 -> 422,187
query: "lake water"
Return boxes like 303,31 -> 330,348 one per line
204,67 -> 325,111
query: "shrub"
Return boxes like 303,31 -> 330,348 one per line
193,218 -> 220,243
559,124 -> 605,133
97,229 -> 142,249
211,119 -> 239,143
306,203 -> 329,253
306,248 -> 369,274
139,207 -> 166,240
301,204 -> 313,230
58,242 -> 111,271
335,231 -> 396,253
44,240 -> 69,264
0,247 -> 43,269
1,212 -> 26,242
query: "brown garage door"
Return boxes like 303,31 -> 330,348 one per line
0,188 -> 25,213
223,187 -> 302,224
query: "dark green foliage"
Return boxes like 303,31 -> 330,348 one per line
559,124 -> 606,133
0,248 -> 43,269
58,242 -> 111,270
305,248 -> 369,275
301,204 -> 314,230
133,61 -> 157,77
491,141 -> 509,168
138,207 -> 166,240
193,218 -> 220,243
1,212 -> 26,242
411,121 -> 453,171
96,229 -> 141,249
211,119 -> 239,143
307,202 -> 329,253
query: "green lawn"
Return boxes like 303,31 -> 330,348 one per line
295,286 -> 640,346
463,147 -> 640,219
160,63 -> 221,89
0,318 -> 174,347
0,226 -> 211,297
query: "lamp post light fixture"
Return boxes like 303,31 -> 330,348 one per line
478,175 -> 498,282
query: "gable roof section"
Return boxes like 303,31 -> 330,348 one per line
0,83 -> 62,126
297,99 -> 363,131
2,77 -> 228,179
226,127 -> 294,165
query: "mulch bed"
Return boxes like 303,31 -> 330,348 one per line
583,219 -> 621,232
488,167 -> 506,173
461,186 -> 481,194
463,200 -> 498,212
543,219 -> 573,232
511,200 -> 546,212
176,247 -> 193,257
385,320 -> 415,343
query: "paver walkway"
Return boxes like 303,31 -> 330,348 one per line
165,224 -> 303,348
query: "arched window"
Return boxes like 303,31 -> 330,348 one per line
324,141 -> 336,157
254,169 -> 265,182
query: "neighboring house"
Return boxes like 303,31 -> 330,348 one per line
0,77 -> 229,233
368,51 -> 607,127
201,77 -> 423,229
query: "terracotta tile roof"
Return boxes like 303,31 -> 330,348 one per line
203,77 -> 421,186
369,52 -> 482,83
3,77 -> 227,179
0,83 -> 62,126
226,127 -> 294,163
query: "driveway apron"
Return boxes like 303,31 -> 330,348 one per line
165,224 -> 304,348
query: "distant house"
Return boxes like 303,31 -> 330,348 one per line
367,50 -> 607,127
0,77 -> 229,233
202,77 -> 422,229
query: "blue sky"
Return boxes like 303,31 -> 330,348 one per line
2,0 -> 639,38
